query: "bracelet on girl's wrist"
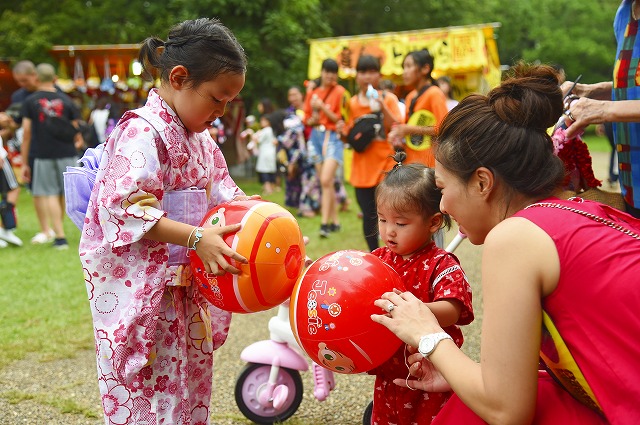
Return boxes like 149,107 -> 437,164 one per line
187,227 -> 204,251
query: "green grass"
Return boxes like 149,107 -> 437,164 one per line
0,130 -> 612,371
0,178 -> 367,372
583,133 -> 612,153
0,194 -> 92,370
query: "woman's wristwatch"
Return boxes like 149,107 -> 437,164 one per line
418,332 -> 453,358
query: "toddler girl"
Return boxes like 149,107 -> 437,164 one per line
369,150 -> 474,424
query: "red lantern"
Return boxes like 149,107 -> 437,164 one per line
290,250 -> 405,374
190,200 -> 305,313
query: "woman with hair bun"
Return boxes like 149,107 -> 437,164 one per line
372,63 -> 640,424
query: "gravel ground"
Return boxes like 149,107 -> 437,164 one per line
0,238 -> 483,425
0,152 -> 614,425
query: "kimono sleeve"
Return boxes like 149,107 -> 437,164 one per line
95,119 -> 166,248
432,253 -> 474,325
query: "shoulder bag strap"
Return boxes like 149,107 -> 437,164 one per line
407,83 -> 431,118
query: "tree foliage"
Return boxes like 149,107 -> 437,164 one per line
0,0 -> 624,107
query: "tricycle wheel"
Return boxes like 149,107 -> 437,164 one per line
235,362 -> 303,424
362,400 -> 373,425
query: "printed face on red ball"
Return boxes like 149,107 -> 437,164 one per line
377,204 -> 434,259
170,67 -> 245,134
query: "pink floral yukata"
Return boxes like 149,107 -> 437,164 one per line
370,242 -> 474,425
79,89 -> 243,425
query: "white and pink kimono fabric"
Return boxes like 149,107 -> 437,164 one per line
79,89 -> 243,425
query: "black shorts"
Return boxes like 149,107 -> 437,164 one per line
258,172 -> 276,184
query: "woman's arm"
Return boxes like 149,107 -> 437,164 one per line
561,81 -> 612,100
373,218 -> 560,424
565,98 -> 640,138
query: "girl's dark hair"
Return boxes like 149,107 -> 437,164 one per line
356,55 -> 381,72
258,98 -> 275,115
403,49 -> 434,81
435,62 -> 565,204
138,18 -> 247,87
376,151 -> 451,230
321,58 -> 339,73
264,110 -> 286,137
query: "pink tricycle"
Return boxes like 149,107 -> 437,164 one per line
234,300 -> 336,424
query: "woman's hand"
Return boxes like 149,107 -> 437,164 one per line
371,290 -> 444,348
388,124 -> 406,149
393,346 -> 452,392
564,97 -> 606,139
196,223 -> 247,275
310,94 -> 324,112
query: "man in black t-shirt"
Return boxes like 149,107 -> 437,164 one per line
20,63 -> 82,249
11,60 -> 39,107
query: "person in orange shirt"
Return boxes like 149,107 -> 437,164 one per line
303,59 -> 347,238
389,49 -> 448,167
343,55 -> 401,251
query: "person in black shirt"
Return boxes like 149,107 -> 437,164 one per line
20,63 -> 83,249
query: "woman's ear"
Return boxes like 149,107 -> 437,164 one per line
168,65 -> 189,90
471,166 -> 495,198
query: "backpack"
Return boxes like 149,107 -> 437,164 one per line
64,143 -> 104,229
44,114 -> 78,144
346,113 -> 383,153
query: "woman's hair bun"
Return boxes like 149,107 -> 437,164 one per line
488,62 -> 563,131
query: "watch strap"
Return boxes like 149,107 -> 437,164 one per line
419,332 -> 453,358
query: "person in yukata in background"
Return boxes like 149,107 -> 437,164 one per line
78,18 -> 256,425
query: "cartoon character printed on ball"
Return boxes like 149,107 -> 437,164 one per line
317,342 -> 356,373
205,207 -> 226,228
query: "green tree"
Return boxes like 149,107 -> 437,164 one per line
0,0 -> 626,103
0,0 -> 330,109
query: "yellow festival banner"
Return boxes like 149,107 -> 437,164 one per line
308,23 -> 502,97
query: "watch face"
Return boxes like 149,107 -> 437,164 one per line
419,333 -> 452,357
419,336 -> 436,356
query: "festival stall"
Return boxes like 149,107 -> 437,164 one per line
48,44 -> 246,165
307,22 -> 502,100
49,44 -> 149,115
307,23 -> 502,178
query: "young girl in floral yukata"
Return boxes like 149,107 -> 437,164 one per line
78,18 -> 253,425
368,150 -> 474,424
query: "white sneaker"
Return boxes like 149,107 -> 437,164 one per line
31,229 -> 55,244
0,228 -> 23,246
0,239 -> 7,248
